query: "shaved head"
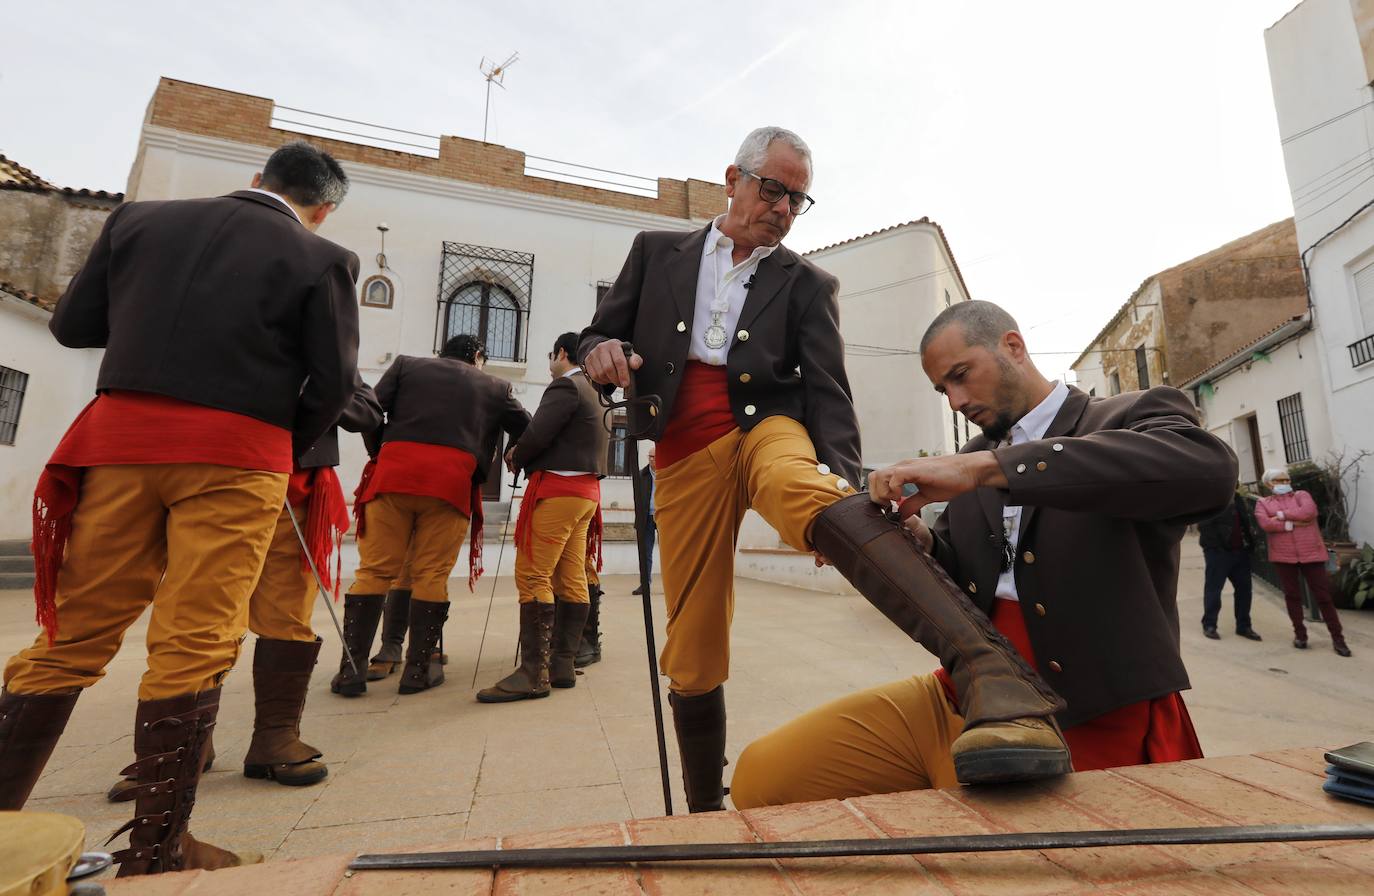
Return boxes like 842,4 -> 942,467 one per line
921,300 -> 1021,354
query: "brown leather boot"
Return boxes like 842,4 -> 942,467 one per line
108,735 -> 215,803
810,495 -> 1072,785
110,688 -> 262,876
669,687 -> 727,813
477,602 -> 554,703
550,598 -> 591,688
0,689 -> 79,810
574,582 -> 603,668
367,588 -> 411,681
331,593 -> 384,697
243,637 -> 327,786
398,598 -> 449,695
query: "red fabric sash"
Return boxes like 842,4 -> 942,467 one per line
514,471 -> 604,572
936,598 -> 1202,771
657,362 -> 735,469
352,441 -> 486,590
297,467 -> 350,601
31,392 -> 291,645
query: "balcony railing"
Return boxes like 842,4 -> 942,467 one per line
1350,333 -> 1374,369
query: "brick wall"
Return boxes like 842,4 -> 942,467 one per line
146,78 -> 726,221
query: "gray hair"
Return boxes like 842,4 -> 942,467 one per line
734,127 -> 813,181
1261,467 -> 1291,486
920,300 -> 1021,353
261,140 -> 349,208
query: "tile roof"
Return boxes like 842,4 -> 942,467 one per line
0,153 -> 123,200
0,280 -> 55,312
805,217 -> 973,300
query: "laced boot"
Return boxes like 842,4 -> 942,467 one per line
367,588 -> 411,680
330,593 -> 384,697
0,689 -> 79,810
477,602 -> 555,703
108,735 -> 214,804
574,582 -> 603,668
810,495 -> 1072,785
550,598 -> 592,688
398,599 -> 449,694
669,687 -> 727,813
110,689 -> 262,876
242,637 -> 328,786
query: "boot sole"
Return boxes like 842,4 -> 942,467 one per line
398,678 -> 445,695
330,681 -> 366,697
476,689 -> 551,703
243,764 -> 329,786
954,748 -> 1073,785
551,679 -> 576,689
573,654 -> 601,668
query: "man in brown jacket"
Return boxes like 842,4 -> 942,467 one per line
732,301 -> 1238,807
0,141 -> 359,874
336,335 -> 529,697
479,332 -> 610,703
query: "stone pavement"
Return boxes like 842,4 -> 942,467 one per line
1,540 -> 1371,879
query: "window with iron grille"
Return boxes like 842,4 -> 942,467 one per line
434,242 -> 534,362
1277,392 -> 1310,463
606,411 -> 633,477
0,365 -> 28,446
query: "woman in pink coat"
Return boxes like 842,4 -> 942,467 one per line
1254,468 -> 1351,656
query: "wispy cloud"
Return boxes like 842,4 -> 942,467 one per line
646,27 -> 810,128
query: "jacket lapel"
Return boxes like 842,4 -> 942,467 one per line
1017,386 -> 1091,540
666,227 -> 710,329
737,245 -> 797,331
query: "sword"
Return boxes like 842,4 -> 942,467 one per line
596,343 -> 673,817
350,823 -> 1374,870
284,501 -> 358,678
473,467 -> 521,688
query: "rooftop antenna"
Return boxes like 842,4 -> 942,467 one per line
479,52 -> 519,143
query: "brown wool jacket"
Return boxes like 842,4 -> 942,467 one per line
510,371 -> 609,476
578,226 -> 861,484
50,191 -> 361,458
370,354 -> 530,484
931,385 -> 1238,728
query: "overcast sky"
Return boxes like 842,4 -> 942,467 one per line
3,0 -> 1303,378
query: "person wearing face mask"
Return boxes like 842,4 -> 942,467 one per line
1254,469 -> 1351,656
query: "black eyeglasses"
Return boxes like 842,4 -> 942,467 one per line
739,169 -> 815,215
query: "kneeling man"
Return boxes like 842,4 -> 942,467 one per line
733,300 -> 1237,807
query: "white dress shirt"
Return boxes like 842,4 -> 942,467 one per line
245,187 -> 302,224
688,216 -> 775,366
994,380 -> 1070,602
549,366 -> 593,477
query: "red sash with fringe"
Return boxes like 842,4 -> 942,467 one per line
31,391 -> 291,644
513,471 -> 603,572
289,467 -> 350,600
935,598 -> 1202,771
352,441 -> 485,589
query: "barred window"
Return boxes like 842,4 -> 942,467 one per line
1277,392 -> 1310,463
0,365 -> 28,446
435,242 -> 533,362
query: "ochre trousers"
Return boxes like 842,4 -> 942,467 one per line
731,673 -> 963,808
514,496 -> 598,605
349,493 -> 469,603
246,504 -> 317,643
4,464 -> 286,700
655,416 -> 852,696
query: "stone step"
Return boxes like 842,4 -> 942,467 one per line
0,573 -> 35,591
0,556 -> 33,574
0,540 -> 30,558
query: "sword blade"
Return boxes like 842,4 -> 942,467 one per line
350,823 -> 1374,870
284,501 -> 358,677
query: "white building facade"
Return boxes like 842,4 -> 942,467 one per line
1267,0 -> 1374,543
